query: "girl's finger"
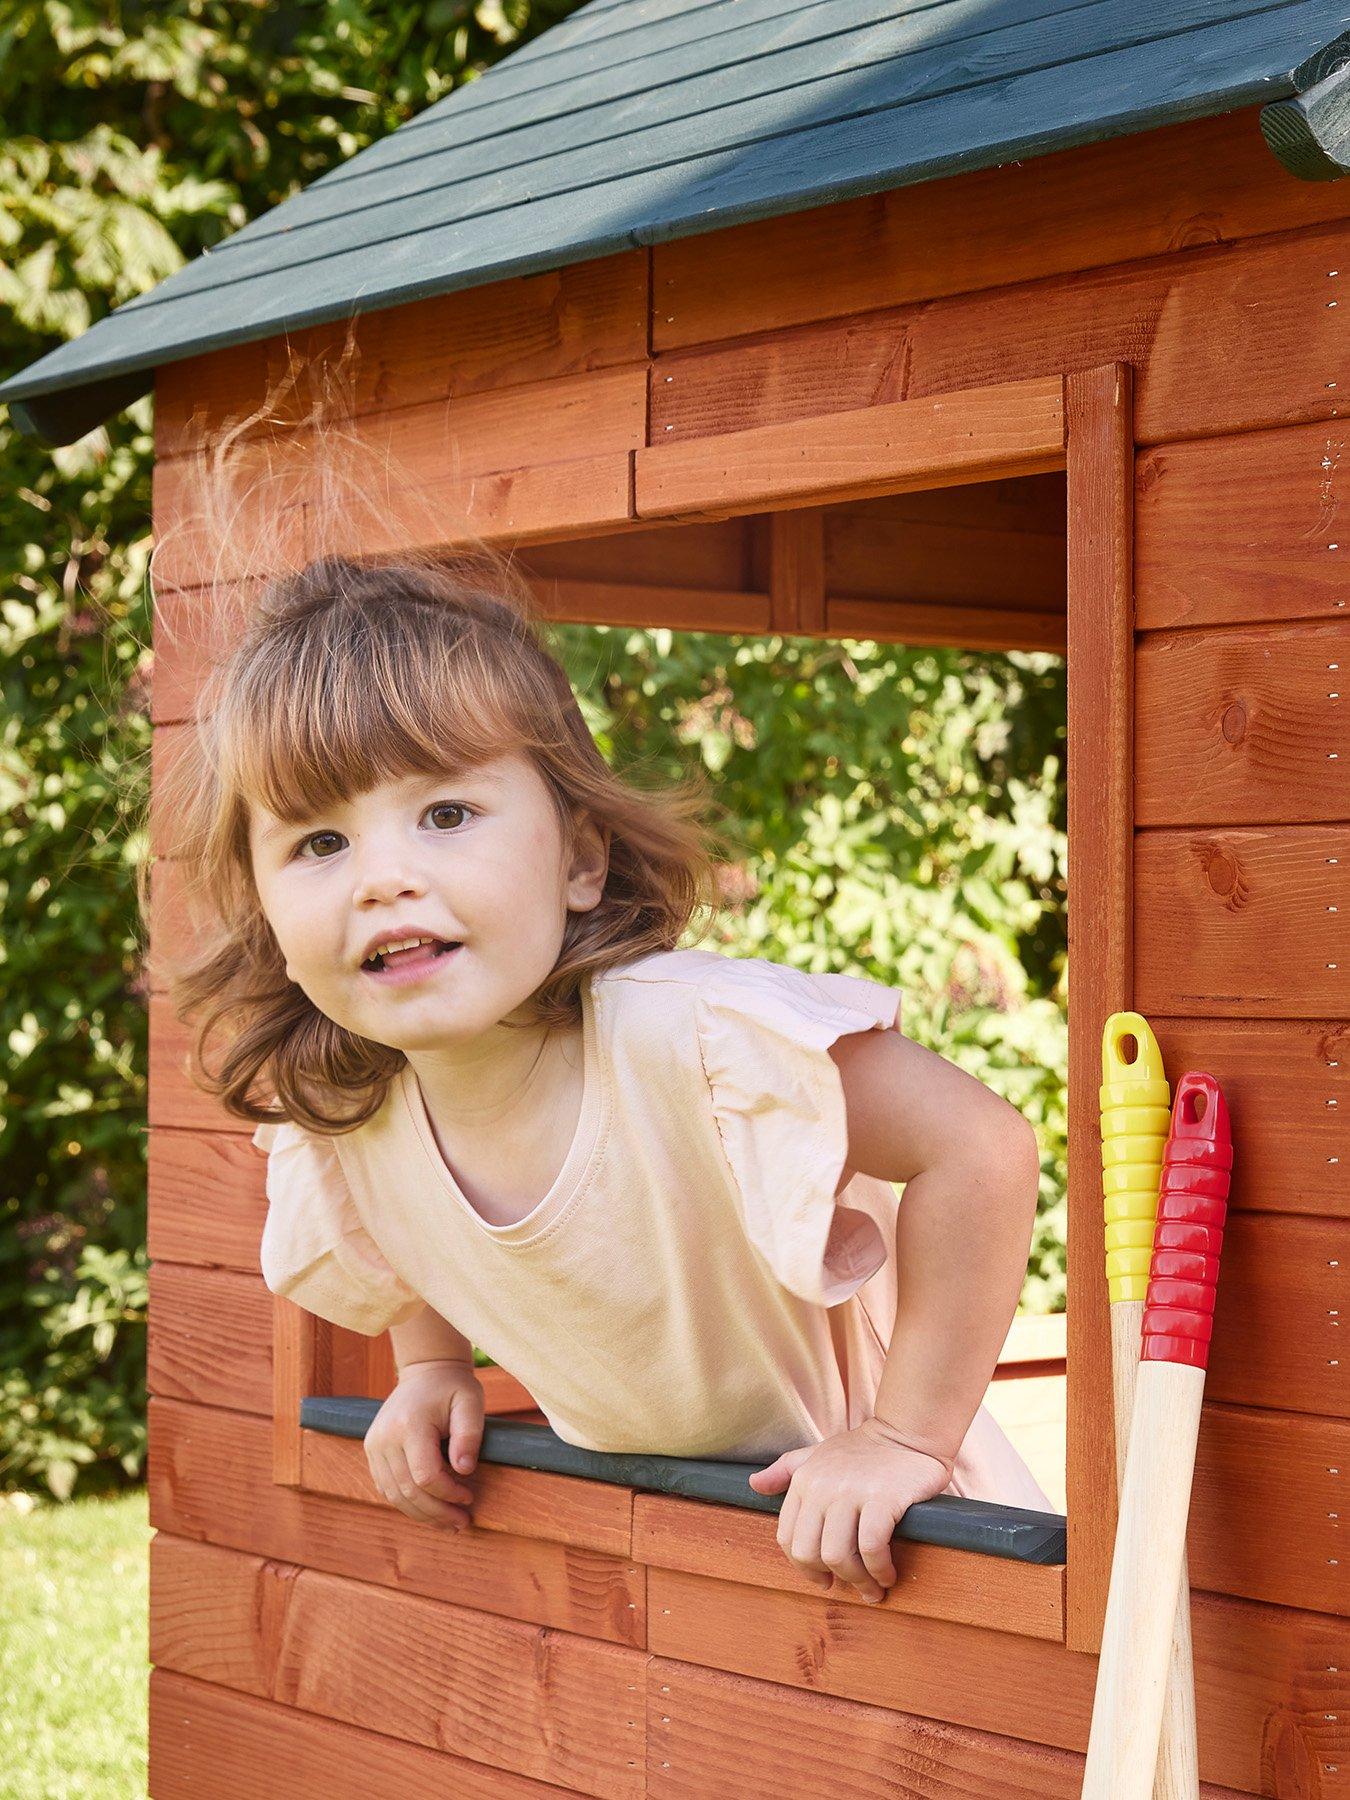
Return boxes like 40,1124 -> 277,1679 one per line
404,1427 -> 474,1505
382,1444 -> 470,1527
786,1502 -> 832,1588
857,1502 -> 900,1590
819,1503 -> 872,1591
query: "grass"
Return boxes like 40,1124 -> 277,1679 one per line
0,1487 -> 149,1800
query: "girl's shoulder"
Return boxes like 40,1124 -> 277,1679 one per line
596,947 -> 902,1027
592,949 -> 903,1081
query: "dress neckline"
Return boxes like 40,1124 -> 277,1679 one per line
398,974 -> 606,1242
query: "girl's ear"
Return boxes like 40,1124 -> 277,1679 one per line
567,813 -> 610,910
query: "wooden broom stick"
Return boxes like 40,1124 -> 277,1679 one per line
1082,1070 -> 1232,1799
1098,1013 -> 1199,1799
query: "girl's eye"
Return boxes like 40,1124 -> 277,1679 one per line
292,800 -> 474,861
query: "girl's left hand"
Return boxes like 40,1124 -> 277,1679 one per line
747,1417 -> 956,1604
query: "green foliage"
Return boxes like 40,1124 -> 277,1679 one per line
0,1 -> 1068,1498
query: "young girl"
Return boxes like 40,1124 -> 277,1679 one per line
154,542 -> 1054,1610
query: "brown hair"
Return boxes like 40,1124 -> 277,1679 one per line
140,351 -> 733,1134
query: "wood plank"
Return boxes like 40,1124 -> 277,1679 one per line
1152,1019 -> 1349,1223
645,1656 -> 1250,1800
306,364 -> 647,484
153,421 -> 636,585
644,1567 -> 1350,1792
147,1263 -> 272,1415
769,508 -> 824,635
148,1124 -> 266,1271
150,1667 -> 566,1799
304,449 -> 635,555
1136,620 -> 1350,825
155,251 -> 648,459
636,376 -> 1066,520
825,595 -> 1065,653
653,107 -> 1350,350
1190,1402 -> 1349,1618
149,1396 -> 646,1628
631,1492 -> 1064,1641
1063,363 -> 1134,1656
980,1373 -> 1066,1516
148,992 -> 239,1133
1207,1213 -> 1350,1417
650,218 -> 1349,454
149,1534 -> 646,1797
1136,419 -> 1350,630
1134,824 -> 1349,1016
270,1294 -> 319,1489
149,579 -> 255,727
521,516 -> 750,590
299,1424 -> 630,1558
997,1310 -> 1065,1365
151,448 -> 306,593
824,481 -> 1067,613
533,576 -> 771,636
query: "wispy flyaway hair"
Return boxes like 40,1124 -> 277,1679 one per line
140,340 -> 732,1134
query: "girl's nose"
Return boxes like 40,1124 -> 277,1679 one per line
352,858 -> 428,905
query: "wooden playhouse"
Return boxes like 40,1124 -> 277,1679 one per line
4,1 -> 1350,1792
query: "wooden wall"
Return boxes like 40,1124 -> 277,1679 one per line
148,106 -> 1348,1796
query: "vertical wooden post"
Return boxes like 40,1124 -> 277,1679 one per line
769,507 -> 825,636
1064,361 -> 1136,1654
272,1297 -> 332,1486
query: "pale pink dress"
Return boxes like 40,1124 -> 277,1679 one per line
253,947 -> 1055,1512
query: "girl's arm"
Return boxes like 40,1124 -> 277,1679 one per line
388,1303 -> 475,1377
827,1027 -> 1041,1467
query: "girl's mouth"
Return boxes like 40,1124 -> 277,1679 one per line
361,941 -> 462,986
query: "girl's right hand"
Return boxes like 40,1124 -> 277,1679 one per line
363,1359 -> 486,1528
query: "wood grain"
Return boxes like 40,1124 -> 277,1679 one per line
1134,825 -> 1349,1016
650,218 -> 1349,454
1136,420 -> 1350,631
636,376 -> 1066,520
150,1666 -> 568,1798
150,1533 -> 647,1797
154,251 -> 648,460
1064,363 -> 1134,1656
645,1655 -> 1251,1800
652,107 -> 1350,351
644,1565 -> 1348,1793
149,1396 -> 645,1628
1136,620 -> 1350,825
632,1492 -> 1065,1641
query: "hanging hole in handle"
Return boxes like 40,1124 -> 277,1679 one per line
1183,1088 -> 1209,1124
1118,1032 -> 1139,1065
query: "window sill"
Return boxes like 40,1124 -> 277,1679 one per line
295,1397 -> 1067,1642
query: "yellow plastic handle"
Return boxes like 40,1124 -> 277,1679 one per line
1099,1012 -> 1171,1303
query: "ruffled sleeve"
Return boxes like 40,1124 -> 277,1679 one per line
251,1118 -> 427,1336
695,959 -> 903,1308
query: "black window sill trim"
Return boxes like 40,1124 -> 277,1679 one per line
300,1397 -> 1066,1566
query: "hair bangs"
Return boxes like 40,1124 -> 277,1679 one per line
227,601 -> 531,833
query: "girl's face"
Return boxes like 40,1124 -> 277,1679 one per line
248,749 -> 608,1053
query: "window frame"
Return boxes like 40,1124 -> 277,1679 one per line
271,364 -> 1134,1654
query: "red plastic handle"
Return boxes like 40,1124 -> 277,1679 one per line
1140,1071 -> 1233,1370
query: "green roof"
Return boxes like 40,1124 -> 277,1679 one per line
5,0 -> 1349,443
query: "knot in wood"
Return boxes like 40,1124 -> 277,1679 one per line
1205,848 -> 1239,896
